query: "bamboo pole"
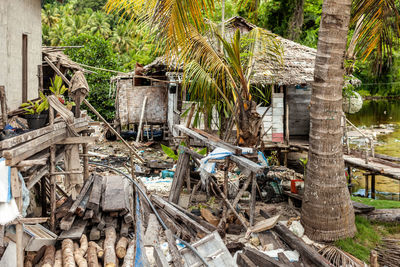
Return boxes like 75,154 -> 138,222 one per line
44,56 -> 145,164
136,96 -> 148,143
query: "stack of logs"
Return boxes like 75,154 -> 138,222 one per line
26,174 -> 137,266
57,174 -> 134,240
24,232 -> 133,267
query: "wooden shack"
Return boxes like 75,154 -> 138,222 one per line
132,17 -> 316,144
112,72 -> 169,137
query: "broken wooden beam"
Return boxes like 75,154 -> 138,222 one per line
168,151 -> 190,204
243,247 -> 286,267
101,176 -> 131,214
87,175 -> 103,212
152,195 -> 211,235
260,209 -> 332,267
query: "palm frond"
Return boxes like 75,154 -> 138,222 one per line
352,0 -> 400,73
244,27 -> 284,81
319,245 -> 365,267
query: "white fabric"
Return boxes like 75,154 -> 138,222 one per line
0,198 -> 20,224
198,148 -> 233,186
199,147 -> 233,174
0,158 -> 11,203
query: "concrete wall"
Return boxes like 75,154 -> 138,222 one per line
0,0 -> 42,111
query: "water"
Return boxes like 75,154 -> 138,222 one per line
347,99 -> 400,200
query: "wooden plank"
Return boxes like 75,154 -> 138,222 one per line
152,195 -> 211,235
237,252 -> 257,267
165,229 -> 183,267
278,252 -> 295,266
174,124 -> 240,154
58,219 -> 88,240
144,214 -> 161,247
344,155 -> 400,181
244,247 -> 286,267
192,128 -> 241,154
0,120 -> 75,150
246,215 -> 280,236
169,201 -> 217,232
260,210 -> 332,267
56,136 -> 97,145
136,96 -> 148,142
3,120 -> 89,165
153,246 -> 169,267
102,176 -> 130,213
230,155 -> 264,174
0,86 -> 7,128
168,152 -> 190,204
180,146 -> 205,160
76,185 -> 92,217
87,175 -> 103,212
59,215 -> 76,231
250,174 -> 257,226
68,175 -> 95,215
26,152 -> 64,190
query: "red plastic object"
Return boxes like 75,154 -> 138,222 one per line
291,179 -> 304,194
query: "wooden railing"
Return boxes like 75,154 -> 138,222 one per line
343,115 -> 375,164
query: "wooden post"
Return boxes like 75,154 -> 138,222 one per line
38,65 -> 43,92
250,173 -> 257,226
49,107 -> 57,232
364,174 -> 369,198
169,150 -> 190,204
41,176 -> 47,217
347,166 -> 352,194
284,93 -> 289,146
0,86 -> 7,128
16,223 -> 23,267
344,114 -> 350,154
44,56 -> 145,163
82,132 -> 89,181
223,158 -> 229,199
11,167 -> 24,267
136,96 -> 148,143
370,250 -> 379,267
371,174 -> 376,199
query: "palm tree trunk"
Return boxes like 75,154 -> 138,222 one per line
300,0 -> 356,241
288,0 -> 304,41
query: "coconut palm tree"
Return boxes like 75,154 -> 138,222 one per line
105,0 -> 283,146
88,12 -> 112,38
301,0 -> 400,242
300,0 -> 357,242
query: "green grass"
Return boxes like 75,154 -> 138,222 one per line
335,216 -> 381,263
351,196 -> 400,209
335,215 -> 400,263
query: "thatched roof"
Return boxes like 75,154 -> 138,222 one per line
42,47 -> 84,72
143,16 -> 359,86
252,36 -> 317,85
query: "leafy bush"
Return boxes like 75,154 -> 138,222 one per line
64,34 -> 120,121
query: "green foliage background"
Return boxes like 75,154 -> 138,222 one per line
42,0 -> 400,121
42,0 -> 158,121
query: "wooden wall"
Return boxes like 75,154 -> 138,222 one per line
116,79 -> 168,127
286,85 -> 311,136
